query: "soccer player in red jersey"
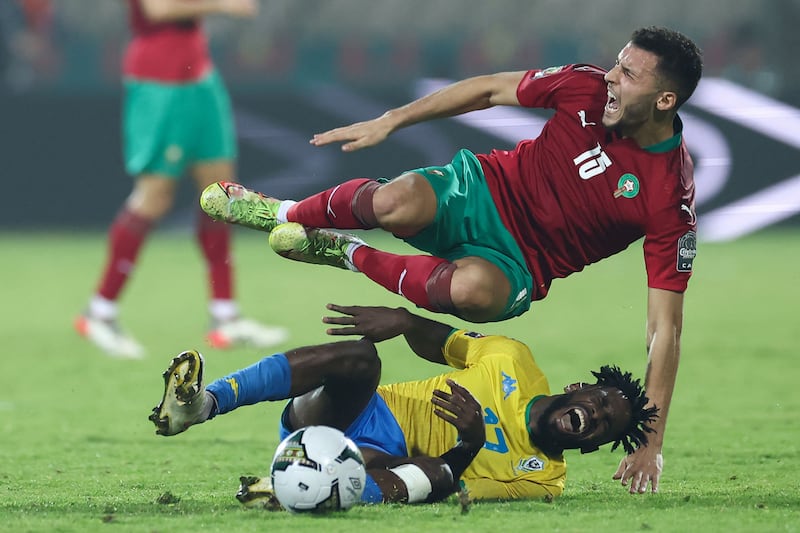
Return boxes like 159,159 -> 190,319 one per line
200,26 -> 703,494
75,0 -> 288,359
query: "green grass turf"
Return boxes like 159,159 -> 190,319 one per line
0,228 -> 798,532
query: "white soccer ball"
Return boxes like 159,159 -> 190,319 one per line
270,425 -> 366,513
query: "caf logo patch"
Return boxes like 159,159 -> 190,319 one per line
677,230 -> 697,272
533,65 -> 565,79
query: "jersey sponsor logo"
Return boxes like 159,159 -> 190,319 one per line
573,143 -> 613,180
516,456 -> 545,472
577,110 -> 596,128
532,65 -> 565,79
464,331 -> 486,338
501,371 -> 517,400
613,174 -> 640,199
677,230 -> 697,272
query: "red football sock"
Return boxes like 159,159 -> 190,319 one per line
197,209 -> 233,300
96,207 -> 154,300
351,246 -> 456,314
287,178 -> 379,229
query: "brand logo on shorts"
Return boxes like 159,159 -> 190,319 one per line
165,144 -> 184,163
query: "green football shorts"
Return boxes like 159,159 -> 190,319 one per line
399,149 -> 533,320
122,69 -> 236,178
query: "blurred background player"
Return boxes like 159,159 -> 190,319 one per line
74,0 -> 288,359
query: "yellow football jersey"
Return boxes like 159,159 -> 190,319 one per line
377,329 -> 566,501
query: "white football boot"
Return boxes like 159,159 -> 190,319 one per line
206,317 -> 289,349
149,350 -> 210,436
74,313 -> 144,360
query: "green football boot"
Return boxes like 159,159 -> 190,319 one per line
200,181 -> 282,232
269,222 -> 364,271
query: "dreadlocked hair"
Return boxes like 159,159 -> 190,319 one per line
591,365 -> 659,454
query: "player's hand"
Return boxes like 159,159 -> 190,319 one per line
323,303 -> 411,342
310,115 -> 394,152
431,379 -> 485,453
613,445 -> 663,494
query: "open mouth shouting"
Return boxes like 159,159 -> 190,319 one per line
605,89 -> 619,116
559,406 -> 589,434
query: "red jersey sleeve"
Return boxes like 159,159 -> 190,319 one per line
642,143 -> 697,292
516,64 -> 608,109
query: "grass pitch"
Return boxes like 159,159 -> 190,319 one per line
0,228 -> 798,532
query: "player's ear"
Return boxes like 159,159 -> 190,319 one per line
656,90 -> 677,111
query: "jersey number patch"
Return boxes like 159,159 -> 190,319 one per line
482,408 -> 509,453
573,143 -> 612,180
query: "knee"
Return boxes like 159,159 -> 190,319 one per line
450,282 -> 499,323
128,182 -> 175,219
373,173 -> 436,235
449,261 -> 510,323
340,339 -> 381,381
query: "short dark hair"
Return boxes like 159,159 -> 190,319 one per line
592,365 -> 659,454
631,26 -> 703,107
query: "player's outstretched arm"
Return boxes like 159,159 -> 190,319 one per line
323,303 -> 453,364
613,288 -> 683,493
309,71 -> 526,152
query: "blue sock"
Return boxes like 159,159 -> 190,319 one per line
206,353 -> 292,416
361,474 -> 384,504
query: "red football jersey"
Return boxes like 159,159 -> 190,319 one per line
478,64 -> 696,301
122,0 -> 212,82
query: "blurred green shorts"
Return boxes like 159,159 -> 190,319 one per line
123,69 -> 236,178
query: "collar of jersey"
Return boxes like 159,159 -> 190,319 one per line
643,115 -> 683,153
524,394 -> 548,439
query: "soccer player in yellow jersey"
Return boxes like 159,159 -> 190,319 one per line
150,304 -> 657,506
